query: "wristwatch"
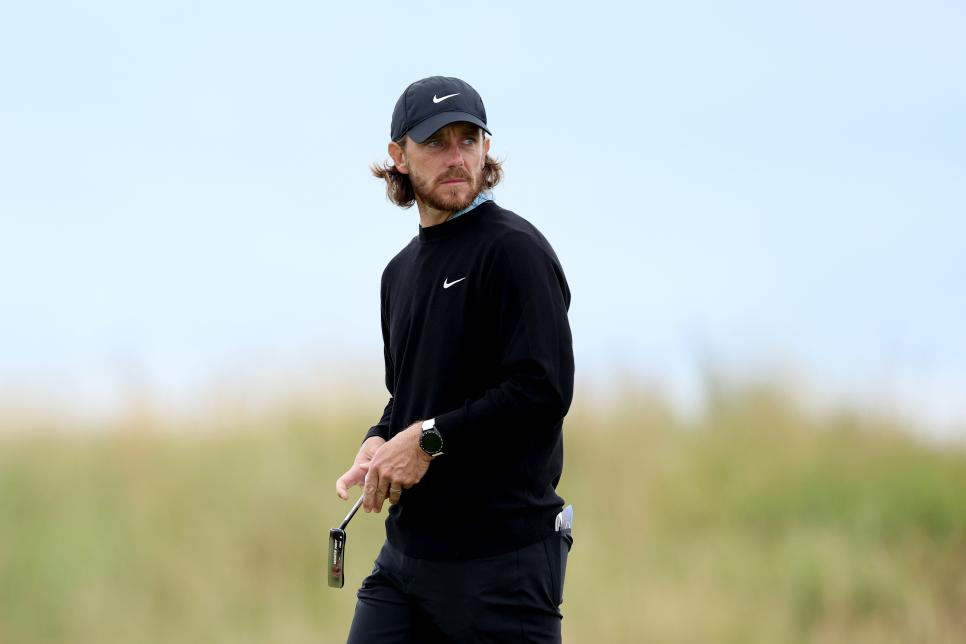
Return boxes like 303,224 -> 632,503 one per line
419,418 -> 444,458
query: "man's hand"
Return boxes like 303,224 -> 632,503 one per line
363,421 -> 431,513
335,436 -> 386,500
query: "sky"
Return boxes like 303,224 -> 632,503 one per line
1,1 -> 964,435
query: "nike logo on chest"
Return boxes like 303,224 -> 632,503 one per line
443,276 -> 467,289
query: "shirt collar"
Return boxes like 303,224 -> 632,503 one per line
447,191 -> 493,221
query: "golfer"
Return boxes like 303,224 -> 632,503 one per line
335,75 -> 575,643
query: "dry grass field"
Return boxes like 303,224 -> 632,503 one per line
1,382 -> 965,643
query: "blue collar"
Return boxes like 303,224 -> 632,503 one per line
448,191 -> 492,220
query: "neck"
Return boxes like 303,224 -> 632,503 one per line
416,199 -> 455,228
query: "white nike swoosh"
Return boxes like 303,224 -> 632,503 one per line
433,93 -> 460,104
443,276 -> 467,289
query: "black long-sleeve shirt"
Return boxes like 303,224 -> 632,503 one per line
363,200 -> 575,560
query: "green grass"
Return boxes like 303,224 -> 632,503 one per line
1,384 -> 964,643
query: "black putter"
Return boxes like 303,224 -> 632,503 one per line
328,494 -> 364,588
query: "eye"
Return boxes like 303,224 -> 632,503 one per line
425,139 -> 441,148
462,137 -> 477,145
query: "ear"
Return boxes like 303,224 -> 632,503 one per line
388,140 -> 409,174
482,137 -> 491,168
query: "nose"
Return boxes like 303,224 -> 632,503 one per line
444,140 -> 465,167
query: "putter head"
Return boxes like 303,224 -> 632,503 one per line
327,527 -> 347,588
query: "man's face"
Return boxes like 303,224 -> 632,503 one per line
389,123 -> 491,212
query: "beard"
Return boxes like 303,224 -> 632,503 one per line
409,165 -> 482,213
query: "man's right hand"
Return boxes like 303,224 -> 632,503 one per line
335,436 -> 386,500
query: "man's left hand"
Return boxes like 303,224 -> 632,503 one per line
363,421 -> 431,513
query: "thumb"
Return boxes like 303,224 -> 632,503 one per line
335,463 -> 369,499
335,477 -> 349,500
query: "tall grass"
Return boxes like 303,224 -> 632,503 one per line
1,383 -> 964,643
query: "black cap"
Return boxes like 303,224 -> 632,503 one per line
391,76 -> 491,143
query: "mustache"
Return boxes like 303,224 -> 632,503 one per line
436,169 -> 472,184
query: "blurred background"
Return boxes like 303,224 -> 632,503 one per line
1,1 -> 964,642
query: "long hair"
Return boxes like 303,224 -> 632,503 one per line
370,150 -> 504,209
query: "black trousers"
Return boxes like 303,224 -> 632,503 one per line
346,534 -> 569,643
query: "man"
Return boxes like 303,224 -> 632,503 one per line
335,76 -> 575,643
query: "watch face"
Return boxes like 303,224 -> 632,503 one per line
420,429 -> 443,454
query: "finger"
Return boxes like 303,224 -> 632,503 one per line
388,484 -> 402,505
336,465 -> 367,500
363,470 -> 379,512
374,475 -> 391,513
348,464 -> 368,484
336,469 -> 356,500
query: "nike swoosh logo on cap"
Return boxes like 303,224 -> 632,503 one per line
433,93 -> 460,104
443,276 -> 467,289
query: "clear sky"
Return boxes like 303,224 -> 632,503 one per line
1,1 -> 964,434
